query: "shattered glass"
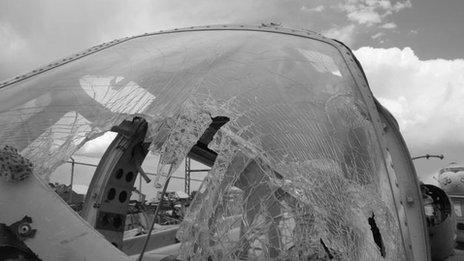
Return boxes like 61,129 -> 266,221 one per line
0,30 -> 406,260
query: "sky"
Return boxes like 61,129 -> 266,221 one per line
1,0 -> 463,185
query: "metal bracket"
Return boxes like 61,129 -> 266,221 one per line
80,117 -> 151,249
9,215 -> 37,240
0,216 -> 40,260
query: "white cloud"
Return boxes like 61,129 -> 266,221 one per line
347,9 -> 382,25
354,47 -> 464,148
301,5 -> 325,12
0,22 -> 27,52
323,24 -> 356,45
381,22 -> 397,29
76,131 -> 117,157
371,32 -> 384,39
0,22 -> 37,77
392,0 -> 412,12
0,0 -> 306,80
339,0 -> 411,26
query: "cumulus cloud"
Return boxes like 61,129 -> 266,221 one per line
339,0 -> 411,26
75,131 -> 117,158
392,0 -> 412,12
0,22 -> 37,76
320,0 -> 410,46
347,8 -> 382,25
0,22 -> 27,53
371,32 -> 384,39
381,22 -> 397,29
301,5 -> 325,12
323,24 -> 356,45
355,46 -> 464,180
354,47 -> 464,149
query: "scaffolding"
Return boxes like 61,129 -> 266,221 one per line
64,158 -> 206,199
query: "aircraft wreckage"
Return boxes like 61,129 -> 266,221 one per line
0,25 -> 458,260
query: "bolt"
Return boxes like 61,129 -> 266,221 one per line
18,224 -> 31,235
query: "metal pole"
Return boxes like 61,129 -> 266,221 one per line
185,157 -> 191,195
138,174 -> 173,261
412,154 -> 444,161
139,175 -> 143,202
69,156 -> 75,203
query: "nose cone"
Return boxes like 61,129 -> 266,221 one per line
438,162 -> 464,195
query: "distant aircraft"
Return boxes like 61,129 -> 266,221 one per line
0,24 -> 459,260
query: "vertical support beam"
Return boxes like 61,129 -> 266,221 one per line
69,156 -> 75,203
139,176 -> 142,201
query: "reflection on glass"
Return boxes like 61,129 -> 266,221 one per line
454,202 -> 462,217
80,75 -> 156,114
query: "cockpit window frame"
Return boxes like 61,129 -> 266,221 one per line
0,25 -> 430,261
